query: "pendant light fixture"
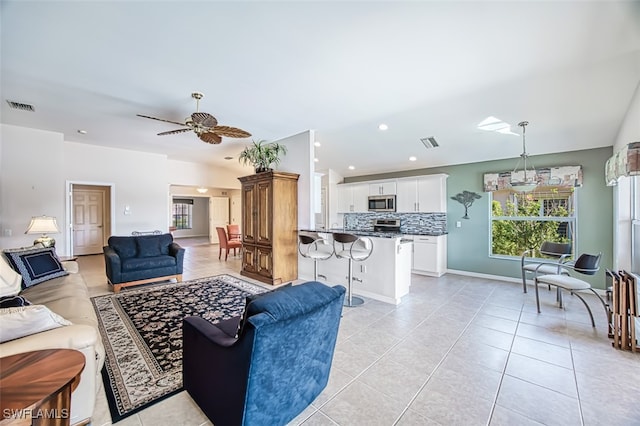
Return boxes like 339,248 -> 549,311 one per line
510,121 -> 538,192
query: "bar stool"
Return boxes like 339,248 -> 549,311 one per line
333,232 -> 373,307
298,232 -> 334,281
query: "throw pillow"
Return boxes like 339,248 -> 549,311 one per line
3,246 -> 68,289
0,254 -> 22,298
0,304 -> 72,343
0,295 -> 31,308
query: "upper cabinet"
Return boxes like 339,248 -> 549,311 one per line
369,181 -> 396,196
336,174 -> 447,214
337,183 -> 368,213
396,174 -> 448,213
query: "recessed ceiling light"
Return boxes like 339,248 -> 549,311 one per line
348,165 -> 355,170
77,130 -> 87,135
224,156 -> 233,160
409,156 -> 417,161
378,124 -> 388,131
314,158 -> 319,162
314,141 -> 321,147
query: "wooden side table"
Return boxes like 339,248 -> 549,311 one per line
0,349 -> 85,426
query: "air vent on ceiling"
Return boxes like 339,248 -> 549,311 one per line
6,100 -> 35,112
420,136 -> 439,149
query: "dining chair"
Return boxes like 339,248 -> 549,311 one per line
533,252 -> 608,327
226,224 -> 241,242
216,227 -> 242,261
521,241 -> 573,293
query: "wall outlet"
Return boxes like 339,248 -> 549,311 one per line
456,221 -> 462,228
3,229 -> 11,236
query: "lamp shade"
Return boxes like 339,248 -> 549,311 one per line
25,216 -> 60,235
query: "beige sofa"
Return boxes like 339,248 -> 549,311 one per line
0,256 -> 105,426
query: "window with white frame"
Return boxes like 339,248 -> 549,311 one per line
490,187 -> 576,258
172,198 -> 193,230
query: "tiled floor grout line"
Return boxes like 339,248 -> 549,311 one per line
485,297 -> 526,426
390,281 -> 504,425
303,282 -> 473,425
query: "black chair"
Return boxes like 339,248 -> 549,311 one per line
533,252 -> 608,327
521,241 -> 572,293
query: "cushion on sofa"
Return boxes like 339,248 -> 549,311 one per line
0,255 -> 22,298
3,246 -> 68,288
136,235 -> 162,257
108,236 -> 138,259
0,304 -> 72,343
121,255 -> 176,272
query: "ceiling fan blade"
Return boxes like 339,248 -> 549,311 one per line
191,112 -> 218,128
137,114 -> 186,127
199,132 -> 223,144
157,128 -> 192,136
211,126 -> 252,138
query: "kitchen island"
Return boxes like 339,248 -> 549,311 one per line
298,229 -> 413,305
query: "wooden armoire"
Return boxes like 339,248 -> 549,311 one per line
238,171 -> 299,285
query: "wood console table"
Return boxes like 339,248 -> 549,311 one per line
0,349 -> 85,426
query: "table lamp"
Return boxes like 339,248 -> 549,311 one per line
25,215 -> 60,247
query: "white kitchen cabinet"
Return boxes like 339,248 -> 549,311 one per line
396,179 -> 418,212
411,234 -> 447,277
396,174 -> 447,213
369,181 -> 396,196
337,183 -> 368,213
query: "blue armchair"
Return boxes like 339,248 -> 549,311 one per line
182,281 -> 345,426
103,233 -> 184,293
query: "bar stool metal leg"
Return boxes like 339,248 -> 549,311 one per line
345,258 -> 364,307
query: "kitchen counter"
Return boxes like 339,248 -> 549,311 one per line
298,231 -> 412,304
301,228 -> 447,238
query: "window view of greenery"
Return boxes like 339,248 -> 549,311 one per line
491,188 -> 575,258
172,199 -> 193,230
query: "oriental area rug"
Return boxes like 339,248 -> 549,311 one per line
91,274 -> 267,422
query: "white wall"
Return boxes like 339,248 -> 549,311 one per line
1,124 -> 241,255
0,125 -> 66,250
612,80 -> 640,271
63,141 -> 169,243
277,130 -> 315,229
167,159 -> 244,189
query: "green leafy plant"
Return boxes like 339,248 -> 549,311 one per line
238,139 -> 288,173
491,195 -> 570,257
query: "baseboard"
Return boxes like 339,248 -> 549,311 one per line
446,269 -> 609,296
446,269 -> 522,284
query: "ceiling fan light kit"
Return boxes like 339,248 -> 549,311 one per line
137,92 -> 251,144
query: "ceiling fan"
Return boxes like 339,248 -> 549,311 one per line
137,92 -> 251,144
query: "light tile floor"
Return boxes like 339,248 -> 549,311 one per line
82,238 -> 639,426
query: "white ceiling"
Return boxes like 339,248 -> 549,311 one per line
2,1 -> 640,178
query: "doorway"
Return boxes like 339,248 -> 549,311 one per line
70,184 -> 112,255
209,197 -> 230,244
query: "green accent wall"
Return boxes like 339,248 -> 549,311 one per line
345,147 -> 613,289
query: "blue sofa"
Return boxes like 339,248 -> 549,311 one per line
103,233 -> 185,293
182,281 -> 346,426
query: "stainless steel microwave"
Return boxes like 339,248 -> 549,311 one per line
368,195 -> 396,212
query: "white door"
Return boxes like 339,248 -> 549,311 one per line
209,197 -> 230,244
73,189 -> 105,255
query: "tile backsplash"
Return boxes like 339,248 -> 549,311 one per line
343,212 -> 447,234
